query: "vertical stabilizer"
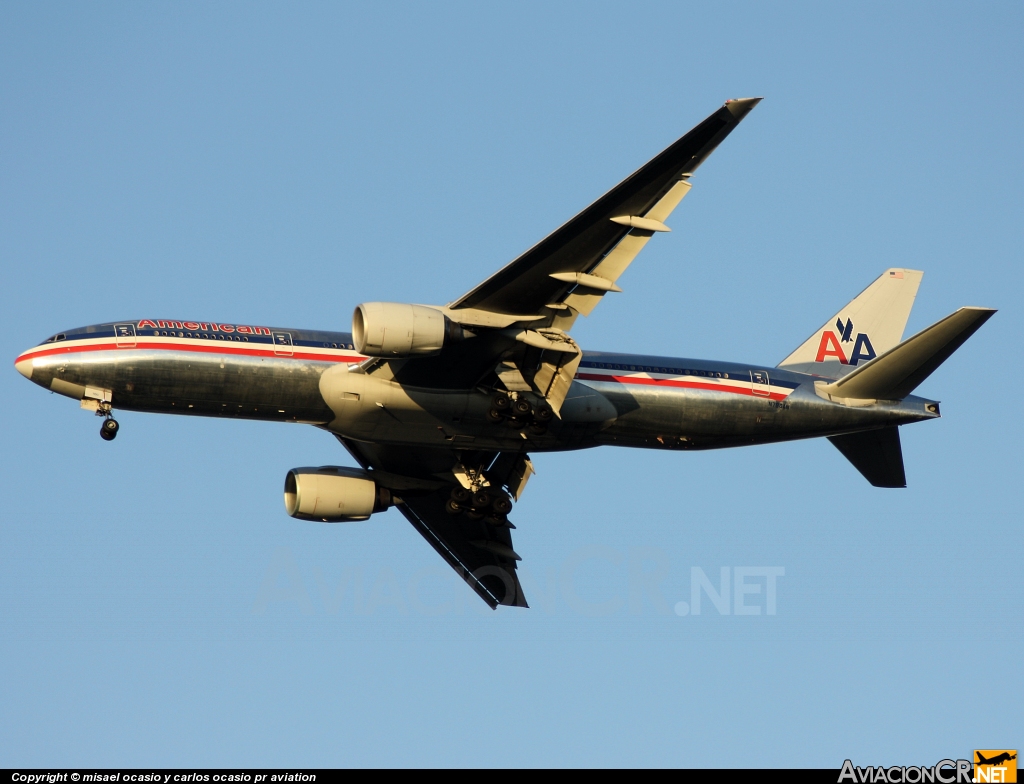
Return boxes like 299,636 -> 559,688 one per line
778,269 -> 923,377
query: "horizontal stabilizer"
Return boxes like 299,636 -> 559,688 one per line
817,307 -> 995,402
828,427 -> 906,488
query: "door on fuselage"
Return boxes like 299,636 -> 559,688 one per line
273,331 -> 294,356
750,369 -> 771,397
114,323 -> 137,348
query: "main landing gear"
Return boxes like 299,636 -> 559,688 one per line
487,392 -> 552,436
445,485 -> 515,527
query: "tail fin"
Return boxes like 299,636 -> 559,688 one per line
828,427 -> 906,487
817,307 -> 995,403
778,269 -> 924,377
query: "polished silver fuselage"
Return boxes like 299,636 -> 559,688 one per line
15,320 -> 938,452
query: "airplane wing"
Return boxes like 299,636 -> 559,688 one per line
337,437 -> 530,608
448,97 -> 762,319
384,98 -> 761,399
340,100 -> 761,607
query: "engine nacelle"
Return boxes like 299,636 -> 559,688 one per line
284,466 -> 391,522
352,302 -> 453,357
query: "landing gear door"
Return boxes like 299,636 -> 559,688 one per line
273,331 -> 294,356
115,323 -> 137,348
750,369 -> 771,397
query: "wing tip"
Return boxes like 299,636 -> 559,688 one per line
724,97 -> 763,120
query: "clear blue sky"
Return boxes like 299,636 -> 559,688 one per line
2,1 -> 1021,768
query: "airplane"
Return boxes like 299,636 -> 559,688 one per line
13,98 -> 996,609
976,753 -> 1017,767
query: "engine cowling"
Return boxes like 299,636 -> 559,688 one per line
284,466 -> 391,522
352,302 -> 451,357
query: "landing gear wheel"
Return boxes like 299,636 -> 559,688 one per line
445,499 -> 463,516
528,423 -> 547,436
534,404 -> 553,423
450,487 -> 471,505
492,393 -> 511,411
100,418 -> 119,441
471,491 -> 492,509
512,397 -> 532,416
492,495 -> 513,516
487,407 -> 504,423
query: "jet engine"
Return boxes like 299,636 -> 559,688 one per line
352,302 -> 461,357
284,466 -> 391,522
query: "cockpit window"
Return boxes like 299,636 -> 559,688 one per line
45,333 -> 66,343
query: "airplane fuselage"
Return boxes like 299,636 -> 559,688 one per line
15,319 -> 938,452
12,100 -> 992,610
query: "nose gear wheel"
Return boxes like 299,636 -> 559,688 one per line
100,417 -> 119,441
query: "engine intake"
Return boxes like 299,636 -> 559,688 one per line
352,302 -> 456,357
284,466 -> 391,522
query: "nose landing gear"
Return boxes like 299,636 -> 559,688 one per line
100,417 -> 119,441
92,400 -> 119,441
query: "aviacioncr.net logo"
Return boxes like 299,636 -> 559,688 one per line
838,759 -> 973,783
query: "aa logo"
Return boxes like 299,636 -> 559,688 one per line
974,750 -> 1017,783
815,317 -> 876,366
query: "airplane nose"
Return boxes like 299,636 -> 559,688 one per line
14,352 -> 34,380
